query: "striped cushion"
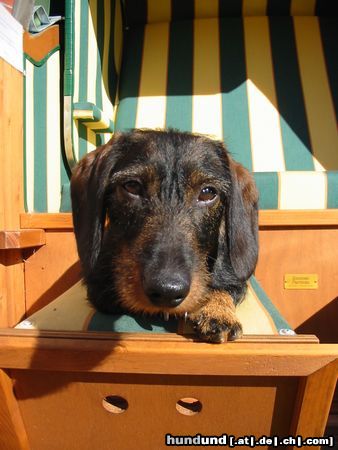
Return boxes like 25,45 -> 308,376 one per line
70,0 -> 123,162
24,49 -> 70,213
16,276 -> 293,336
115,16 -> 338,210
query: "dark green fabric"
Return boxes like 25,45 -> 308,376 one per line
165,20 -> 193,131
33,62 -> 47,212
250,276 -> 292,332
220,18 -> 252,171
86,276 -> 293,334
269,17 -> 314,171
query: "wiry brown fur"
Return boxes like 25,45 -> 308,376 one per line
71,129 -> 259,342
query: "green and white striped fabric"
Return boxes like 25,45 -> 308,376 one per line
115,14 -> 338,210
70,0 -> 122,161
24,49 -> 70,213
24,0 -> 338,212
16,276 -> 294,336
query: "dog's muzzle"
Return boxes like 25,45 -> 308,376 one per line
143,271 -> 191,307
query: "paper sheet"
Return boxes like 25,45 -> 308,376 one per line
0,4 -> 23,72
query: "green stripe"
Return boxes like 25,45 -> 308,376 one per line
250,276 -> 293,332
23,57 -> 28,212
315,0 -> 336,16
33,63 -> 47,212
96,0 -> 105,111
327,172 -> 338,208
64,0 -> 74,96
220,18 -> 252,171
108,0 -> 118,106
78,0 -> 89,101
254,173 -> 279,209
88,311 -> 178,333
267,0 -> 291,16
78,122 -> 88,160
172,0 -> 194,21
123,0 -> 147,27
165,21 -> 193,131
319,18 -> 338,122
269,17 -> 314,170
115,26 -> 145,131
219,0 -> 242,17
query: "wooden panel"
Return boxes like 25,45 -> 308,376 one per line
0,370 -> 29,450
20,210 -> 338,230
24,231 -> 80,315
256,228 -> 338,341
12,371 -> 298,450
21,213 -> 74,229
291,360 -> 338,439
0,229 -> 45,249
0,58 -> 25,327
0,333 -> 336,375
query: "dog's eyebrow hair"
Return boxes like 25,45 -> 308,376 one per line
110,165 -> 150,181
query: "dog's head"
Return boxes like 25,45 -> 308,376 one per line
71,129 -> 258,315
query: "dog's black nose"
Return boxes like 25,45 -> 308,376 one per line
144,273 -> 190,307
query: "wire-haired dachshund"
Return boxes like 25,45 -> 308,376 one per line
71,129 -> 259,343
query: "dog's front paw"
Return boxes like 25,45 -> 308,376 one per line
191,313 -> 243,343
189,291 -> 243,343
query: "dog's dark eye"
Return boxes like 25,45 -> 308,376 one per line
123,180 -> 143,197
198,186 -> 218,204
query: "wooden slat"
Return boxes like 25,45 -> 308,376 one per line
0,370 -> 30,450
259,209 -> 338,226
20,210 -> 338,230
0,230 -> 45,250
291,360 -> 338,439
0,332 -> 336,376
0,58 -> 26,327
21,213 -> 74,229
23,25 -> 59,62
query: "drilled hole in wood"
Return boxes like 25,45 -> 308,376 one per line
176,398 -> 202,416
102,396 -> 128,414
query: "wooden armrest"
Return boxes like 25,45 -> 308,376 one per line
19,210 -> 338,230
0,230 -> 45,250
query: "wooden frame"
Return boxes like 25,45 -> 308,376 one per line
0,331 -> 337,450
0,16 -> 337,450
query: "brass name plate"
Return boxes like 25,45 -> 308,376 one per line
284,274 -> 318,290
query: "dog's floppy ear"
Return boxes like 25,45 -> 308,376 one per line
70,138 -> 118,276
226,159 -> 259,281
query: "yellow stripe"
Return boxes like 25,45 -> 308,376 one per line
114,0 -> 123,78
193,19 -> 222,140
279,172 -> 327,209
242,0 -> 267,15
135,23 -> 169,129
87,0 -> 98,105
194,0 -> 218,18
101,0 -> 114,119
244,17 -> 285,172
46,53 -> 61,213
87,129 -> 97,153
291,0 -> 316,15
25,60 -> 35,212
147,0 -> 171,23
237,283 -> 276,334
73,110 -> 94,120
73,0 -> 81,103
294,17 -> 338,171
73,118 -> 80,161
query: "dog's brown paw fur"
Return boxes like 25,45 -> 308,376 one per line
189,291 -> 243,343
